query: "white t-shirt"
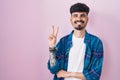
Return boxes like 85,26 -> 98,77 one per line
65,34 -> 86,80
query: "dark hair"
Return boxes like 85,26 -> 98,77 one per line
70,3 -> 90,14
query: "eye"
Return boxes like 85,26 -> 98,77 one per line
81,14 -> 87,18
72,14 -> 78,18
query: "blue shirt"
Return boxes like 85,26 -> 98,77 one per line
48,31 -> 104,80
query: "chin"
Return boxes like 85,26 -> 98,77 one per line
75,26 -> 85,30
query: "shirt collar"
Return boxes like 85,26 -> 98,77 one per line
68,30 -> 91,44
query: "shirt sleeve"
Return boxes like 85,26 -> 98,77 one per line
83,39 -> 104,80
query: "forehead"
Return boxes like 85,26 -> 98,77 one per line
71,12 -> 87,15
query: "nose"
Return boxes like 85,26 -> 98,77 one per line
77,15 -> 81,20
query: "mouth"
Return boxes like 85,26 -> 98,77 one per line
74,20 -> 85,24
76,22 -> 82,25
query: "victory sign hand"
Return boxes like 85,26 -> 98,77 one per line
48,25 -> 59,47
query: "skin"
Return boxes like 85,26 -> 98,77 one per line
70,12 -> 88,38
48,25 -> 59,47
48,12 -> 89,80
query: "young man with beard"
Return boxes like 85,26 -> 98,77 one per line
48,3 -> 104,80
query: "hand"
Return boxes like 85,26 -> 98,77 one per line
57,70 -> 71,78
48,25 -> 59,47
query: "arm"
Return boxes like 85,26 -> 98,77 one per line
47,44 -> 60,74
57,70 -> 86,80
48,40 -> 64,74
49,46 -> 56,67
70,72 -> 86,80
47,26 -> 61,74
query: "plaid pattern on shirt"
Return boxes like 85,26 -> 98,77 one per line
48,30 -> 104,80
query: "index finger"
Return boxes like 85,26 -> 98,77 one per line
52,25 -> 54,35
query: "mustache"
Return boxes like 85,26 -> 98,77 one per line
74,20 -> 85,24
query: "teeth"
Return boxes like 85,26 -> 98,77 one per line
77,22 -> 82,25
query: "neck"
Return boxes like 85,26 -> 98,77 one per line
73,29 -> 86,38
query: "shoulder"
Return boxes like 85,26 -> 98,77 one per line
86,32 -> 102,43
56,32 -> 72,48
59,32 -> 72,42
61,34 -> 70,40
88,33 -> 104,56
86,32 -> 104,52
85,32 -> 103,49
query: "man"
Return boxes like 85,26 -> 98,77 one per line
48,3 -> 104,80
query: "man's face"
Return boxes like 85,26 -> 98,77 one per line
70,12 -> 88,30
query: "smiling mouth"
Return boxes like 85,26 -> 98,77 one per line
76,22 -> 82,25
74,20 -> 85,24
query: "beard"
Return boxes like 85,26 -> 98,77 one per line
75,25 -> 84,30
74,20 -> 85,30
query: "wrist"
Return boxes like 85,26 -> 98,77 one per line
67,72 -> 74,78
49,44 -> 56,48
49,46 -> 56,50
49,46 -> 56,52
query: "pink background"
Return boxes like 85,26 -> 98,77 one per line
0,0 -> 120,80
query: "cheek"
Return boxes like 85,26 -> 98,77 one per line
83,18 -> 88,23
85,18 -> 88,22
85,19 -> 88,23
71,19 -> 75,24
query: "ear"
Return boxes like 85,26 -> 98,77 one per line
70,16 -> 72,22
87,17 -> 89,22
